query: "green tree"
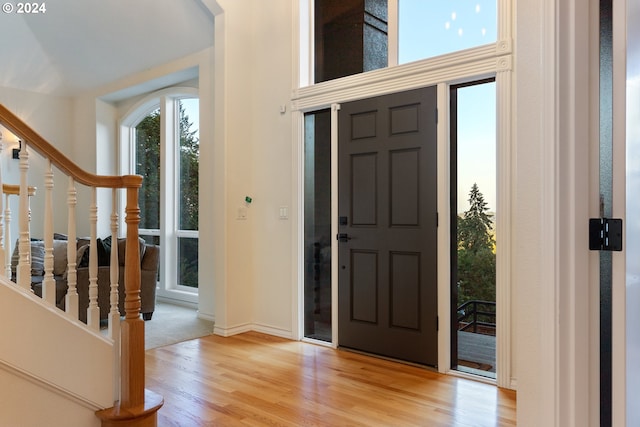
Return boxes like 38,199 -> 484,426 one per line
178,101 -> 199,230
177,100 -> 199,287
456,183 -> 496,305
135,102 -> 199,288
135,108 -> 161,230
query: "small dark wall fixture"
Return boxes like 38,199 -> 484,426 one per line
12,140 -> 22,159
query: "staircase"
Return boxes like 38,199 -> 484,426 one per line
0,105 -> 162,427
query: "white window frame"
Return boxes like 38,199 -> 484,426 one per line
119,87 -> 200,305
292,0 -> 514,390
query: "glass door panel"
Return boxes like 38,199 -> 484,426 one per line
450,80 -> 497,379
304,109 -> 332,342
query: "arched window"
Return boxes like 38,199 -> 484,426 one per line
120,88 -> 199,304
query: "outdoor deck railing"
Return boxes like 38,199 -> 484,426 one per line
457,299 -> 496,335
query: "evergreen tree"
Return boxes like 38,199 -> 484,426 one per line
177,101 -> 199,287
458,183 -> 494,253
178,102 -> 199,231
135,108 -> 161,230
456,183 -> 496,305
135,102 -> 199,288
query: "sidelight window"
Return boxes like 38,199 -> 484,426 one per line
450,79 -> 497,379
303,109 -> 332,342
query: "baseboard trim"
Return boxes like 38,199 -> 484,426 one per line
213,322 -> 293,339
252,323 -> 293,340
156,295 -> 198,310
214,322 -> 252,337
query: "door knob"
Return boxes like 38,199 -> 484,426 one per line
336,233 -> 352,242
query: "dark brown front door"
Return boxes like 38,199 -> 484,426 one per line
337,86 -> 438,366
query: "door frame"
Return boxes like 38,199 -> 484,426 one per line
293,51 -> 515,389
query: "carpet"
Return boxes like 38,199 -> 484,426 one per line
144,302 -> 214,350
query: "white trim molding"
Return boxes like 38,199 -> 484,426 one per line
294,0 -> 515,391
496,61 -> 514,390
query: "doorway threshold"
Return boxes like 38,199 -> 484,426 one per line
448,368 -> 497,386
338,346 -> 438,373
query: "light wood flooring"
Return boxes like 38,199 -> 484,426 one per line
146,332 -> 516,426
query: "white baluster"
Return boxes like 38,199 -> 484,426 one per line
4,193 -> 11,279
87,187 -> 99,330
17,142 -> 30,290
65,177 -> 78,320
0,145 -> 5,279
109,188 -> 121,401
42,160 -> 55,305
109,188 -> 120,338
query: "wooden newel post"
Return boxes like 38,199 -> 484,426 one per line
121,184 -> 144,408
98,180 -> 162,427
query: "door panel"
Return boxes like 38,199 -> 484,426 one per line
338,86 -> 438,366
390,251 -> 421,330
351,153 -> 378,225
351,250 -> 379,323
390,149 -> 420,226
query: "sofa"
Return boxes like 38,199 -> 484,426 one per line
12,235 -> 159,322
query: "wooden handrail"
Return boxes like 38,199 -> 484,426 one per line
2,184 -> 36,196
0,104 -> 142,189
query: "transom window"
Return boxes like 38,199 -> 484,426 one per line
398,0 -> 497,64
308,0 -> 498,85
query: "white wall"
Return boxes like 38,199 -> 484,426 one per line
207,0 -> 294,337
0,86 -> 74,243
0,278 -> 115,426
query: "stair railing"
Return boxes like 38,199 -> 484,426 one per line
0,183 -> 36,279
0,104 -> 162,426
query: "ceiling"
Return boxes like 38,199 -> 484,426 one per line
0,0 -> 214,97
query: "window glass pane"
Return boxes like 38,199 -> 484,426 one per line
314,0 -> 388,83
304,110 -> 332,342
399,0 -> 497,64
135,108 -> 161,230
140,235 -> 160,246
451,81 -> 496,379
140,234 -> 161,282
178,99 -> 199,231
178,237 -> 198,288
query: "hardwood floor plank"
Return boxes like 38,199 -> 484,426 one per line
146,332 -> 516,426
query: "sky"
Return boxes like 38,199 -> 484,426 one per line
399,0 -> 498,213
398,0 -> 497,64
455,82 -> 496,214
180,98 -> 200,142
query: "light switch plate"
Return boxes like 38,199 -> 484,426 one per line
279,206 -> 288,220
237,206 -> 247,220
